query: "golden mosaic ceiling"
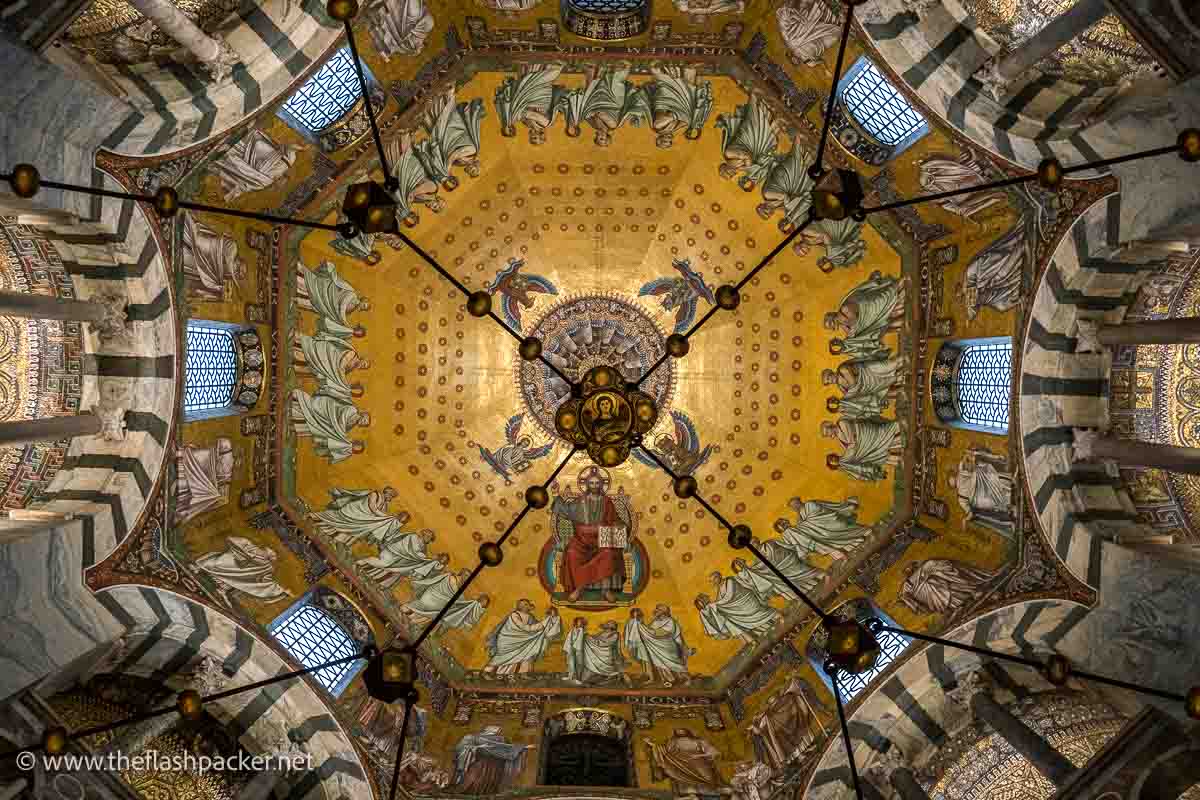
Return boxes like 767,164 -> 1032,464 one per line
170,0 -> 1022,696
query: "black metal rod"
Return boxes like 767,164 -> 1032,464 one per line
736,213 -> 814,292
386,696 -> 415,800
1060,143 -> 1178,174
879,625 -> 1044,669
832,670 -> 866,800
859,173 -> 1033,215
746,541 -> 830,623
203,651 -> 367,703
410,561 -> 485,650
1067,667 -> 1186,703
342,20 -> 392,184
36,178 -> 341,232
814,8 -> 856,175
61,705 -> 179,744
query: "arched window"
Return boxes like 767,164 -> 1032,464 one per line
184,322 -> 238,418
279,46 -> 363,135
269,600 -> 362,696
932,337 -> 1013,434
835,56 -> 930,164
561,0 -> 651,40
806,599 -> 910,703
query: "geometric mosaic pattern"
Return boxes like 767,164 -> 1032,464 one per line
269,604 -> 359,694
957,340 -> 1013,431
184,324 -> 238,413
278,46 -> 363,134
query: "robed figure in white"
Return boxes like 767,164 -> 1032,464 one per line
290,390 -> 369,463
898,558 -> 1002,616
823,419 -> 903,482
212,130 -> 299,201
175,438 -> 238,525
194,537 -> 291,604
624,605 -> 693,685
403,568 -> 488,632
568,619 -> 629,684
698,571 -> 780,644
367,0 -> 434,59
776,0 -> 840,67
824,271 -> 906,360
181,212 -> 245,302
962,224 -> 1024,321
294,331 -> 369,403
949,448 -> 1015,536
356,529 -> 444,588
774,496 -> 872,560
310,487 -> 405,546
295,260 -> 370,337
482,599 -> 561,675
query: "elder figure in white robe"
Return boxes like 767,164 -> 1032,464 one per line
624,605 -> 694,685
697,571 -> 780,644
776,0 -> 840,67
293,330 -> 370,402
917,155 -> 1006,222
898,558 -> 1001,616
483,599 -> 561,675
950,448 -> 1015,536
822,418 -> 903,482
403,567 -> 488,633
213,130 -> 300,201
357,529 -> 446,588
194,537 -> 291,605
181,212 -> 245,302
310,486 -> 406,546
295,260 -> 371,338
773,496 -> 871,561
960,224 -> 1024,321
291,389 -> 370,463
367,0 -> 434,59
567,619 -> 630,685
175,438 -> 239,525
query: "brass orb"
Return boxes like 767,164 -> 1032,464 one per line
43,726 -> 68,755
1036,158 -> 1064,189
346,182 -> 371,209
478,541 -> 503,567
587,365 -> 618,388
1188,687 -> 1200,719
525,485 -> 549,509
466,291 -> 491,317
715,285 -> 740,311
597,444 -> 624,467
1179,129 -> 1200,163
674,475 -> 697,498
826,619 -> 881,674
177,689 -> 203,720
728,524 -> 751,549
555,404 -> 580,433
9,164 -> 40,199
326,0 -> 359,21
1042,654 -> 1071,686
666,333 -> 690,358
519,336 -> 542,361
813,189 -> 845,221
154,186 -> 179,218
382,658 -> 406,682
633,395 -> 657,425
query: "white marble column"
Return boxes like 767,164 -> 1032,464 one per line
125,0 -> 239,81
975,0 -> 1111,98
1077,315 -> 1200,349
0,289 -> 128,342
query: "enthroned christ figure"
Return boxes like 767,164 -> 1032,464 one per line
550,466 -> 632,603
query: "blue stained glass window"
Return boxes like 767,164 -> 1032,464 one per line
184,325 -> 237,413
270,604 -> 359,694
833,623 -> 909,702
279,46 -> 364,134
841,59 -> 928,146
957,341 -> 1012,431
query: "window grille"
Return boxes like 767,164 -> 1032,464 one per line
270,604 -> 359,693
279,46 -> 363,134
569,0 -> 644,11
841,59 -> 927,146
184,325 -> 238,413
957,340 -> 1012,431
833,624 -> 909,702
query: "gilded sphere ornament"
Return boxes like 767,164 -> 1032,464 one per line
597,443 -> 625,467
825,619 -> 880,675
1188,687 -> 1200,719
1042,654 -> 1071,686
1037,158 -> 1064,189
467,291 -> 491,317
43,727 -> 68,755
1180,129 -> 1200,163
519,336 -> 543,361
154,186 -> 179,218
9,164 -> 40,199
326,0 -> 359,20
666,333 -> 690,358
813,189 -> 844,220
177,689 -> 203,720
478,541 -> 503,567
728,524 -> 752,549
555,364 -> 658,467
715,285 -> 741,311
525,485 -> 549,509
674,475 -> 697,498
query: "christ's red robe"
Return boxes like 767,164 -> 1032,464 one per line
561,495 -> 626,593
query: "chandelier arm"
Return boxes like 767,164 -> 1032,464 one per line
745,540 -> 830,623
635,351 -> 671,390
1055,666 -> 1186,704
813,7 -> 857,177
1061,144 -> 1179,175
878,624 -> 1044,670
27,176 -> 342,232
0,650 -> 369,759
341,21 -> 393,186
386,228 -> 573,385
386,695 -> 415,800
860,173 -> 1033,215
832,669 -> 866,800
735,213 -> 814,292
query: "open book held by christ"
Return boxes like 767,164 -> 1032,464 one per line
597,525 -> 628,550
